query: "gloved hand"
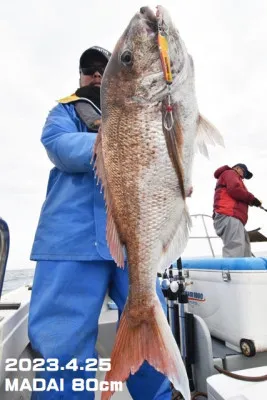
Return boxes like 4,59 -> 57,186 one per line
252,197 -> 262,207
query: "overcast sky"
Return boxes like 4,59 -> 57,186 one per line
1,0 -> 267,270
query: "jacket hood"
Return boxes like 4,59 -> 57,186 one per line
214,165 -> 232,179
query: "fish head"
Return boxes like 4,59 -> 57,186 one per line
156,5 -> 194,85
101,6 -> 192,116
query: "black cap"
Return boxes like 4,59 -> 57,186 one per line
79,46 -> 111,69
233,163 -> 253,179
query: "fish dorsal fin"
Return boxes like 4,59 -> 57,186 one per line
195,114 -> 224,158
162,103 -> 185,199
93,128 -> 125,268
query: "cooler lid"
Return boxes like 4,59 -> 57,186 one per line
207,366 -> 267,400
182,257 -> 267,271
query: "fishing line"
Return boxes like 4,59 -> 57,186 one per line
156,6 -> 174,131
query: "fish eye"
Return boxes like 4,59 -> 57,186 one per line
121,50 -> 133,66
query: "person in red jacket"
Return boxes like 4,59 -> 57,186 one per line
213,163 -> 262,257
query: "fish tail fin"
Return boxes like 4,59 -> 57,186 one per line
101,298 -> 190,400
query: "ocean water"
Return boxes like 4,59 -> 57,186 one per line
2,268 -> 35,295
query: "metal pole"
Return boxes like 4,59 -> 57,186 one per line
201,214 -> 215,257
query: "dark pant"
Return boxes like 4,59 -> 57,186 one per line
28,260 -> 172,399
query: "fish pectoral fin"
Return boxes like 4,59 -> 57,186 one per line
93,127 -> 125,268
195,114 -> 225,158
106,211 -> 125,268
158,203 -> 191,272
163,104 -> 185,199
101,298 -> 191,400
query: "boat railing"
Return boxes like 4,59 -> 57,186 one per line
189,213 -> 267,258
189,214 -> 220,258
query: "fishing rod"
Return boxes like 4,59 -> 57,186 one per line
159,270 -> 171,323
162,260 -> 196,392
160,260 -> 196,391
176,258 -> 195,392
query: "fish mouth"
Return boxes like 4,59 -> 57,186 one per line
139,6 -> 158,33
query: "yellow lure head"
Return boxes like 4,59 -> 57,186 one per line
157,31 -> 173,84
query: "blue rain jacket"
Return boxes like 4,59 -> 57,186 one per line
30,99 -> 113,261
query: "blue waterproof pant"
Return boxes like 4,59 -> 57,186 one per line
28,260 -> 172,399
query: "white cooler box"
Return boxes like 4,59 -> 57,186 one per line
182,257 -> 267,356
207,365 -> 267,400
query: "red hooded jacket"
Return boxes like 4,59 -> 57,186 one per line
213,165 -> 255,225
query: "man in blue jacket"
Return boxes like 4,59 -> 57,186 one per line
28,46 -> 173,399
